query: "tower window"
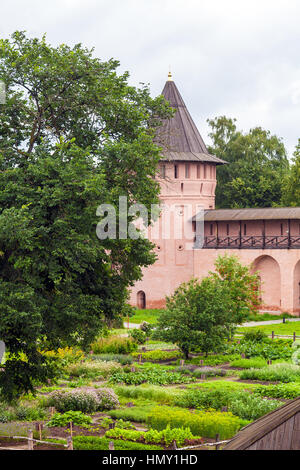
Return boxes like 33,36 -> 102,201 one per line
185,164 -> 190,178
204,165 -> 207,179
210,224 -> 214,235
160,165 -> 166,178
174,165 -> 178,179
197,164 -> 201,179
226,224 -> 230,236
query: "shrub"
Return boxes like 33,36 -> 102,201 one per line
91,336 -> 138,355
108,369 -> 195,386
132,350 -> 182,362
47,411 -> 92,427
90,354 -> 133,365
254,383 -> 300,399
94,388 -> 119,410
0,404 -> 46,422
47,390 -> 99,413
108,406 -> 152,423
114,385 -> 180,405
41,346 -> 85,365
147,406 -> 247,439
105,424 -> 194,447
14,405 -> 46,421
228,394 -> 281,420
46,388 -> 119,413
66,360 -> 121,379
189,354 -> 240,366
239,363 -> 300,383
192,367 -> 227,378
129,329 -> 147,345
242,329 -> 268,342
173,389 -> 232,410
72,435 -> 161,450
229,357 -> 267,369
139,321 -> 152,334
292,340 -> 300,365
228,338 -> 292,361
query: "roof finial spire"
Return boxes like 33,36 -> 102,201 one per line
168,66 -> 172,81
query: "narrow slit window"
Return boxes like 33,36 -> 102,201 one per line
197,164 -> 201,179
244,224 -> 247,236
226,224 -> 230,236
210,224 -> 214,236
174,165 -> 178,179
185,164 -> 190,178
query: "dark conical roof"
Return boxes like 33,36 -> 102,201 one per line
156,77 -> 226,165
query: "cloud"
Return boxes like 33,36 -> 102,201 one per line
1,0 -> 300,156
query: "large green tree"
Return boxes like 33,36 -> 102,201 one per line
281,139 -> 300,206
153,255 -> 260,359
207,116 -> 289,208
0,31 -> 172,400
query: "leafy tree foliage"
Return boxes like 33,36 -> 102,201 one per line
0,31 -> 172,400
281,139 -> 300,206
207,116 -> 289,208
153,255 -> 260,358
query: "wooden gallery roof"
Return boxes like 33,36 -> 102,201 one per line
192,207 -> 300,222
223,398 -> 300,450
155,74 -> 226,165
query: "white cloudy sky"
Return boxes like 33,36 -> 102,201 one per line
1,0 -> 300,157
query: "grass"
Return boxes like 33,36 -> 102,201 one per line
125,309 -> 164,325
238,321 -> 300,336
246,312 -> 294,322
186,380 -> 260,392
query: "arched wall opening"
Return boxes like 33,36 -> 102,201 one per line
137,290 -> 146,309
251,255 -> 281,310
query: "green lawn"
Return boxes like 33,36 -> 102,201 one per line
126,308 -> 164,325
238,321 -> 300,336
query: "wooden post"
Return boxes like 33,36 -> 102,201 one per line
294,332 -> 296,342
272,331 -> 275,340
138,354 -> 142,364
180,359 -> 185,367
171,440 -> 177,450
35,422 -> 43,441
283,317 -> 286,324
67,436 -> 73,450
28,429 -> 34,450
69,421 -> 73,437
215,433 -> 220,450
109,441 -> 115,450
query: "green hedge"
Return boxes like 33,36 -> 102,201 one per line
147,406 -> 248,439
73,436 -> 161,450
132,350 -> 182,362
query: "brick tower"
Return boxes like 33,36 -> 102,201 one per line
130,73 -> 225,309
